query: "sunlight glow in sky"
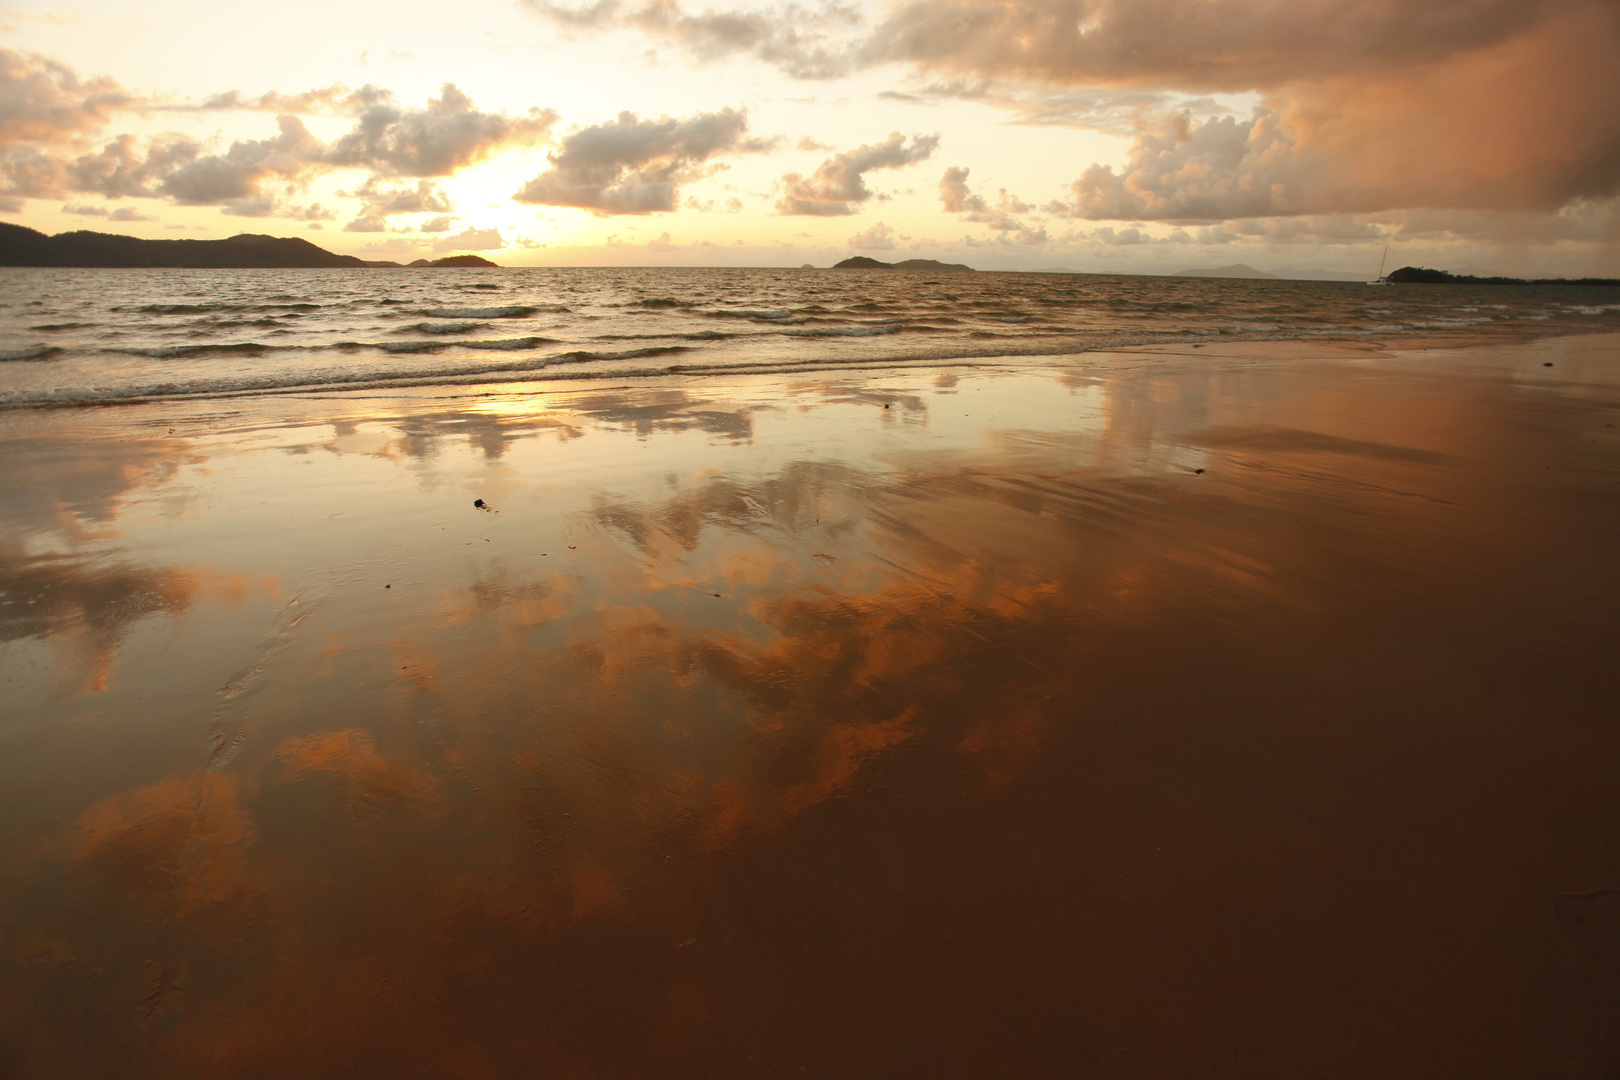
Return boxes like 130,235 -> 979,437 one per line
2,0 -> 1616,275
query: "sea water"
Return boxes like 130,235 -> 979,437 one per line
2,265 -> 1617,406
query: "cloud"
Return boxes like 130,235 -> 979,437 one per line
358,237 -> 423,254
1,60 -> 551,225
324,83 -> 556,177
108,205 -> 155,222
184,84 -> 369,114
420,215 -> 456,233
963,1 -> 1619,229
60,203 -> 105,215
1073,225 -> 1155,246
0,47 -> 131,145
433,226 -> 505,252
533,0 -> 1558,91
1383,203 -> 1618,245
67,134 -> 200,198
513,107 -> 769,214
915,82 -> 1177,134
861,0 -> 1551,90
0,51 -> 181,205
283,202 -> 335,221
847,220 -> 897,250
527,0 -> 860,79
156,115 -> 323,205
341,178 -> 455,231
3,76 -> 546,221
219,197 -> 276,217
524,0 -> 1619,236
4,131 -> 199,202
776,131 -> 938,215
938,168 -> 1050,245
1051,6 -> 1619,224
939,165 -> 1033,231
939,165 -> 980,213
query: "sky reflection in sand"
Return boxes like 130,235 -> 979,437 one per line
2,337 -> 1618,1078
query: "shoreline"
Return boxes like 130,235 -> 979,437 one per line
3,325 -> 1616,413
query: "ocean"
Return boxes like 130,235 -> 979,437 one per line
3,266 -> 1618,406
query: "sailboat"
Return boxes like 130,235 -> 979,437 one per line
1367,246 -> 1391,285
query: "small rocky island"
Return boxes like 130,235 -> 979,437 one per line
833,256 -> 973,271
0,223 -> 500,268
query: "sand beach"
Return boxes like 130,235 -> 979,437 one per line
1,332 -> 1618,1077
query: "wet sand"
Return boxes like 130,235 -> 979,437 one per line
2,333 -> 1618,1079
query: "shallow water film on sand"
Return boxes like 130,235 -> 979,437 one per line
1,333 -> 1619,1078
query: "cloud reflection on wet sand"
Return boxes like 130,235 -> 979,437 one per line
1,337 -> 1618,1079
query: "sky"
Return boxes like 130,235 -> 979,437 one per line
1,0 -> 1616,275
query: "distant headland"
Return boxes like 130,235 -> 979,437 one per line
1172,263 -> 1279,279
1387,266 -> 1618,286
833,256 -> 974,271
0,223 -> 499,268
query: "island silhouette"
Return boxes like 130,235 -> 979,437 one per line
0,223 -> 500,268
833,256 -> 974,271
1387,265 -> 1618,286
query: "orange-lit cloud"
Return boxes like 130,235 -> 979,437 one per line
526,0 -> 1619,251
865,0 -> 1564,90
1045,3 -> 1620,221
2,75 -> 553,220
0,48 -> 130,144
324,83 -> 556,178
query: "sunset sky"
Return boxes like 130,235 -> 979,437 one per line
2,0 -> 1615,274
